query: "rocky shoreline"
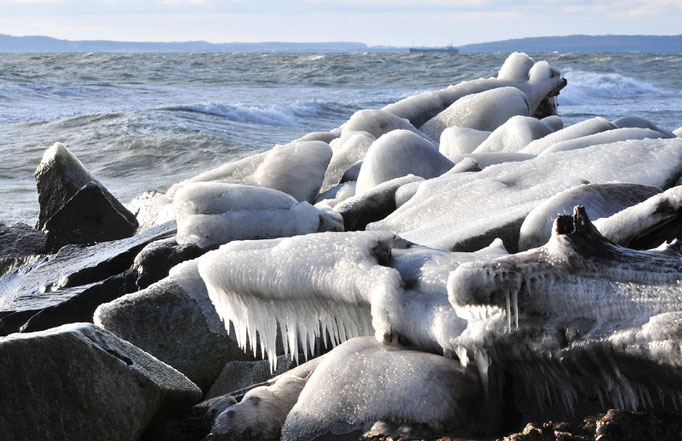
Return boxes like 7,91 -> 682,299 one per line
2,52 -> 682,441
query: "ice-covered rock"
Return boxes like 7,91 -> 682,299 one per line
674,126 -> 682,137
519,183 -> 661,251
132,237 -> 204,289
334,175 -> 423,230
355,130 -> 451,194
420,87 -> 530,140
295,130 -> 339,143
444,152 -> 534,171
0,323 -> 201,441
314,181 -> 356,209
369,138 -> 682,251
320,130 -> 375,192
280,337 -> 488,441
520,117 -> 617,155
613,115 -> 676,138
205,356 -> 297,400
383,52 -> 565,128
165,139 -> 332,206
174,183 -> 342,249
473,115 -> 554,153
439,126 -> 491,158
541,114 -> 563,132
539,128 -> 669,156
594,185 -> 682,249
95,260 -> 253,391
342,109 -> 429,141
197,231 -> 402,366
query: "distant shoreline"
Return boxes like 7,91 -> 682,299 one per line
0,33 -> 680,53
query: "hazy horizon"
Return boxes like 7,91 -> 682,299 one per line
0,1 -> 680,47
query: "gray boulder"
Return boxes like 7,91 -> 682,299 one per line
206,356 -> 297,400
95,259 -> 254,391
0,322 -> 201,441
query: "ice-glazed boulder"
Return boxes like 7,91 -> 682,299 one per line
280,337 -> 488,441
383,52 -> 566,128
320,130 -> 375,192
197,231 -> 402,365
165,139 -> 332,205
520,116 -> 617,154
341,108 -> 429,140
473,115 -> 554,153
420,87 -> 530,140
613,115 -> 676,138
355,130 -> 452,194
368,138 -> 682,251
539,127 -> 670,156
518,183 -> 661,251
174,183 -> 342,249
439,126 -> 491,158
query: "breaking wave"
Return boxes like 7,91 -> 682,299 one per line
559,69 -> 663,106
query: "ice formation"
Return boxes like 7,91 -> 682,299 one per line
594,185 -> 682,248
518,183 -> 661,251
355,130 -> 452,194
520,116 -> 617,154
473,115 -> 553,153
444,152 -> 534,170
368,138 -> 682,251
613,115 -> 676,138
420,87 -> 531,140
342,109 -> 430,141
197,231 -> 403,367
439,126 -> 491,158
280,337 -> 488,441
539,127 -> 669,156
320,131 -> 375,192
174,182 -> 342,249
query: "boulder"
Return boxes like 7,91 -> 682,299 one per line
95,260 -> 254,391
0,323 -> 201,441
44,181 -> 139,251
0,223 -> 47,276
206,356 -> 297,400
132,237 -> 204,290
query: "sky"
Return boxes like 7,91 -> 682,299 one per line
0,0 -> 681,46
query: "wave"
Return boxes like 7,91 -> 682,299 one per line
558,69 -> 663,106
164,100 -> 329,127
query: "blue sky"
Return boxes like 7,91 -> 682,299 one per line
1,0 -> 680,46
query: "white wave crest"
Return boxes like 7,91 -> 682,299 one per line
558,69 -> 663,106
176,100 -> 325,126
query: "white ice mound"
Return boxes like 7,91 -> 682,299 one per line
368,138 -> 682,251
420,87 -> 530,140
539,128 -> 669,156
520,116 -> 617,155
613,115 -> 676,138
355,130 -> 452,194
174,182 -> 342,249
280,337 -> 486,441
342,109 -> 429,141
473,115 -> 553,153
445,152 -> 534,171
320,131 -> 375,192
197,231 -> 403,367
518,183 -> 662,251
594,185 -> 682,247
439,126 -> 491,158
166,140 -> 332,204
383,52 -> 565,129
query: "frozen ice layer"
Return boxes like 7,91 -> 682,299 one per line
174,182 -> 342,249
280,337 -> 487,441
539,127 -> 669,156
197,231 -> 403,367
420,86 -> 530,140
439,126 -> 491,158
519,183 -> 661,251
355,130 -> 452,194
320,131 -> 375,192
520,116 -> 617,155
342,109 -> 429,141
613,115 -> 676,138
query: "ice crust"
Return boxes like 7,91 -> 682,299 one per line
439,126 -> 491,158
420,87 -> 530,140
174,182 -> 342,249
519,183 -> 661,251
280,337 -> 486,441
520,116 -> 617,154
539,127 -> 669,156
474,115 -> 553,153
355,130 -> 452,194
342,109 -> 430,141
320,131 -> 375,192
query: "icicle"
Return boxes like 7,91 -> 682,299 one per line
505,290 -> 512,332
512,289 -> 519,330
474,349 -> 491,395
455,346 -> 469,367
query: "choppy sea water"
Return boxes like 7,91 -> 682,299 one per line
1,52 -> 680,225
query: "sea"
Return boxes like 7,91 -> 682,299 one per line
1,51 -> 680,226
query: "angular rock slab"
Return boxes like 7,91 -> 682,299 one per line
0,323 -> 201,441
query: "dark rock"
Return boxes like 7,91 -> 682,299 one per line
0,223 -> 47,258
95,260 -> 254,391
44,181 -> 138,251
0,221 -> 175,314
133,238 -> 205,290
0,322 -> 201,441
335,175 -> 423,230
18,269 -> 138,333
34,142 -> 95,230
206,356 -> 297,400
340,161 -> 363,183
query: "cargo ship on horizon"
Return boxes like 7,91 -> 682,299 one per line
408,45 -> 459,53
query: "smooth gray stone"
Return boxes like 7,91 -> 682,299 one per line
206,356 -> 296,400
0,323 -> 201,441
0,223 -> 47,277
133,238 -> 205,290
